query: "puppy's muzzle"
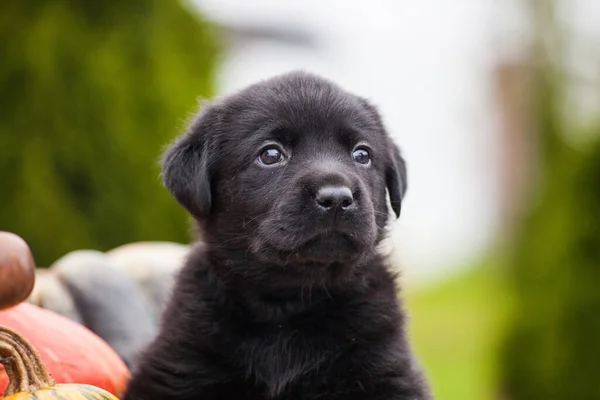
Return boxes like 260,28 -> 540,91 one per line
251,163 -> 376,262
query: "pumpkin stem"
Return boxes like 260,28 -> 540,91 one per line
0,325 -> 55,396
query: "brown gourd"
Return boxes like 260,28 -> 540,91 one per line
0,233 -> 35,310
0,325 -> 119,400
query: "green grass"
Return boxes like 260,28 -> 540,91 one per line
403,263 -> 511,400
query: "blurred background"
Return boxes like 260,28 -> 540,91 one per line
1,0 -> 599,398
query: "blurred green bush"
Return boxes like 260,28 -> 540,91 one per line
500,2 -> 600,397
501,83 -> 600,399
0,1 -> 219,265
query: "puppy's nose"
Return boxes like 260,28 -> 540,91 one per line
315,186 -> 354,210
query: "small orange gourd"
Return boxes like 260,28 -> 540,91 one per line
0,326 -> 119,400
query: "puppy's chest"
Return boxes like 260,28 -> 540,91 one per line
229,318 -> 352,398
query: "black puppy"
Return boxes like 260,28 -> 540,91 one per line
124,71 -> 431,400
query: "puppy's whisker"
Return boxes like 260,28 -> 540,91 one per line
321,282 -> 333,301
245,245 -> 252,257
242,211 -> 272,226
215,235 -> 249,246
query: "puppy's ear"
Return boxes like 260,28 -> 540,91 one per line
386,138 -> 408,219
358,97 -> 408,219
161,103 -> 220,219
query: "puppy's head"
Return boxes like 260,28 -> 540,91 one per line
162,72 -> 406,273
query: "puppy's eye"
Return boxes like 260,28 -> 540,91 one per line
352,148 -> 370,165
257,147 -> 284,165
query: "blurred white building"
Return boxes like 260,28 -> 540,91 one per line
189,0 -> 600,285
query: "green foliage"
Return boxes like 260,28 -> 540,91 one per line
499,2 -> 600,396
500,64 -> 600,399
501,126 -> 600,398
405,262 -> 510,400
0,1 -> 219,265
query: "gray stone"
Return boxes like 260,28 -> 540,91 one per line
51,249 -> 156,369
106,242 -> 188,323
27,269 -> 83,323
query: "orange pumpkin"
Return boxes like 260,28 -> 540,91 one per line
0,304 -> 129,397
0,325 -> 119,399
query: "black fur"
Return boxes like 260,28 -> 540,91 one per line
124,71 -> 431,400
